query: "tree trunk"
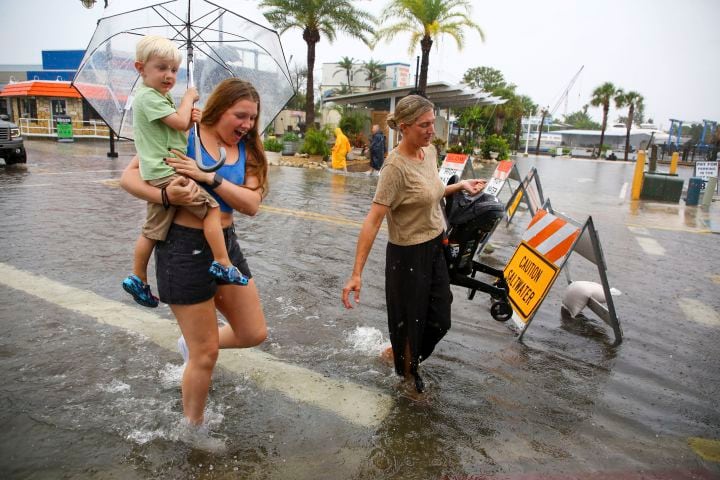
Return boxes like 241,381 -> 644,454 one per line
303,28 -> 320,129
418,35 -> 433,96
494,114 -> 505,135
346,69 -> 352,94
623,104 -> 634,162
514,117 -> 522,151
535,110 -> 546,154
598,104 -> 608,159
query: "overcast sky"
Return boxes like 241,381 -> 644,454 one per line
2,0 -> 718,129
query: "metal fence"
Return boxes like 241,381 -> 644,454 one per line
18,118 -> 111,139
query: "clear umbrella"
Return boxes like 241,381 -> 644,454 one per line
72,0 -> 294,171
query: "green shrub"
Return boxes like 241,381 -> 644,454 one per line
481,134 -> 510,160
263,136 -> 282,153
281,131 -> 300,142
300,128 -> 330,156
447,144 -> 464,154
339,110 -> 369,136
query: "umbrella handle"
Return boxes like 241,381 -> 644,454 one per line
187,30 -> 224,171
194,123 -> 226,172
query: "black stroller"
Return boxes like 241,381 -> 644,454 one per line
443,177 -> 513,321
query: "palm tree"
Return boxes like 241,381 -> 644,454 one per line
615,90 -> 644,161
589,82 -> 619,158
375,0 -> 484,96
334,56 -> 356,93
514,95 -> 537,151
535,106 -> 548,154
360,59 -> 387,90
490,85 -> 517,135
261,0 -> 374,128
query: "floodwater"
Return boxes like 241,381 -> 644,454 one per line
0,139 -> 718,479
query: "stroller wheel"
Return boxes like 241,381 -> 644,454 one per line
490,301 -> 512,322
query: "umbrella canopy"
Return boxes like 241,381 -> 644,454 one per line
73,0 -> 294,140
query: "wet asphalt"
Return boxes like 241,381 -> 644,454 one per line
0,138 -> 718,479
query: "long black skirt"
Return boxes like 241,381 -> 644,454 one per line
385,233 -> 451,378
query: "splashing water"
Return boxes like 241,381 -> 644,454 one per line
345,326 -> 389,355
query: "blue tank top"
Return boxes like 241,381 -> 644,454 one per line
186,128 -> 246,213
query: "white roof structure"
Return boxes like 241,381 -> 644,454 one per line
323,81 -> 506,110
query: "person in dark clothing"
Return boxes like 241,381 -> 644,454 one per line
342,95 -> 486,393
369,124 -> 386,175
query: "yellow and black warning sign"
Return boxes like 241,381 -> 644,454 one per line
503,241 -> 559,322
507,188 -> 524,219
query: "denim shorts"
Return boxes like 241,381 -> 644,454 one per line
154,223 -> 252,305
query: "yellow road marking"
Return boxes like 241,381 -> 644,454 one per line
626,223 -> 713,235
0,262 -> 392,427
688,437 -> 720,462
259,204 -> 369,228
677,298 -> 720,327
0,183 -> 55,189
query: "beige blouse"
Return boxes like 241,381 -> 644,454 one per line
372,146 -> 445,246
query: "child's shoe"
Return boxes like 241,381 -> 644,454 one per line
122,274 -> 159,308
209,261 -> 249,286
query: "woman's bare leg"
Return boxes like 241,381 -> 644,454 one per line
171,300 -> 219,424
214,279 -> 267,349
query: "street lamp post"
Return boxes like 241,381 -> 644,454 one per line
80,0 -> 116,157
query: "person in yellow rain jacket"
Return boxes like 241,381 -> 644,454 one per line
331,127 -> 351,171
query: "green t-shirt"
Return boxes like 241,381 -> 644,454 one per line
132,84 -> 187,180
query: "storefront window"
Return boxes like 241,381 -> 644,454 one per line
51,99 -> 67,117
19,98 -> 37,119
82,99 -> 104,122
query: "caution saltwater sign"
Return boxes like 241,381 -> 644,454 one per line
504,241 -> 559,322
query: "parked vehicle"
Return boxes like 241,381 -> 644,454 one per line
0,114 -> 27,165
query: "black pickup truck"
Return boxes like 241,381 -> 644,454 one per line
0,114 -> 27,165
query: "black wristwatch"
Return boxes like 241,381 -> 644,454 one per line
208,173 -> 224,189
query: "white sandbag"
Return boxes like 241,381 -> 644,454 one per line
562,281 -> 606,317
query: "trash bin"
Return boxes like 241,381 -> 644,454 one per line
56,115 -> 74,143
686,177 -> 705,206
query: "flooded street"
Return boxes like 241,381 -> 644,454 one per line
1,139 -> 719,479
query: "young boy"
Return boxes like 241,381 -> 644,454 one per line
123,35 -> 247,308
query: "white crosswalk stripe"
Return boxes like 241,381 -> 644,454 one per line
0,262 -> 392,427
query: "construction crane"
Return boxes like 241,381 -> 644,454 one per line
549,65 -> 584,120
528,65 -> 584,155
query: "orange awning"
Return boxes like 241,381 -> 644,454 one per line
0,80 -> 82,99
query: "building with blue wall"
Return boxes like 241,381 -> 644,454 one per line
25,50 -> 84,82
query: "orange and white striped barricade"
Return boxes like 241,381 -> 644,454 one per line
439,153 -> 475,185
504,203 -> 622,344
505,166 -> 545,226
483,159 -> 522,199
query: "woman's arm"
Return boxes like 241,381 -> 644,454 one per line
213,174 -> 263,216
444,178 -> 487,197
342,202 -> 389,309
119,155 -> 200,205
166,148 -> 262,216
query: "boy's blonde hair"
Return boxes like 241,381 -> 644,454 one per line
135,35 -> 182,65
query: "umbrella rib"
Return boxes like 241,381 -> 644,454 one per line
98,0 -> 176,22
199,30 -> 293,86
74,31 -> 144,77
204,0 -> 283,35
188,9 -> 225,43
191,43 -> 234,76
152,6 -> 186,41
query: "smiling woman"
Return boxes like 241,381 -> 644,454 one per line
120,78 -> 269,435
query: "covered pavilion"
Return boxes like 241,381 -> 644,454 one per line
322,81 -> 506,147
